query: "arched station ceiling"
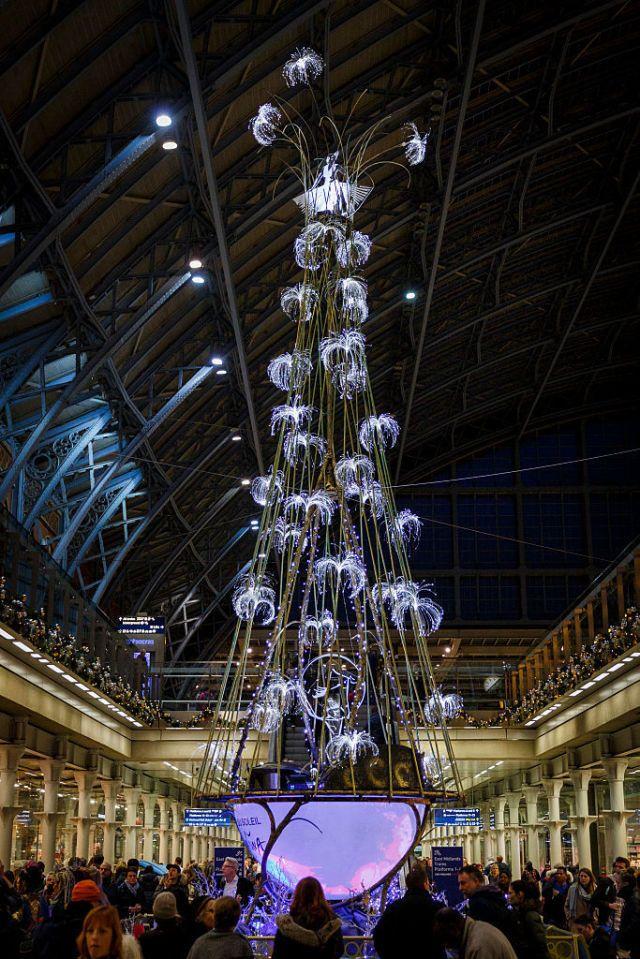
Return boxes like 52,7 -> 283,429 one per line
0,0 -> 638,663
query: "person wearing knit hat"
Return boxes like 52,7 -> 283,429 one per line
138,891 -> 188,959
72,880 -> 104,904
32,879 -> 105,958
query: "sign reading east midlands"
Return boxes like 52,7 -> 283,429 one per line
431,846 -> 464,907
184,807 -> 234,828
214,846 -> 245,877
434,807 -> 482,827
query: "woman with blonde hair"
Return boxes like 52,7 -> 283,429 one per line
565,867 -> 596,932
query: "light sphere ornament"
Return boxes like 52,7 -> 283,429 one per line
359,413 -> 400,453
424,687 -> 464,724
232,574 -> 276,625
335,230 -> 371,268
267,350 -> 313,392
283,46 -> 324,87
251,466 -> 284,507
281,283 -> 318,322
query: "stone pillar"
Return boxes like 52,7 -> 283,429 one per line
543,780 -> 565,867
569,770 -> 595,869
494,798 -> 507,861
157,798 -> 170,865
171,802 -> 183,861
523,787 -> 540,868
0,745 -> 23,868
73,771 -> 97,862
101,780 -> 120,864
141,793 -> 157,862
601,759 -> 631,863
505,793 -> 522,879
123,787 -> 142,861
182,827 -> 193,864
38,759 -> 65,871
482,805 -> 495,861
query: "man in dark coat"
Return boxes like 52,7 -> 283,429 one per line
459,864 -> 517,941
541,865 -> 570,928
374,862 -> 444,958
155,863 -> 190,917
139,892 -> 190,959
116,867 -> 146,918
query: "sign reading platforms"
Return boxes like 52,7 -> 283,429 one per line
184,807 -> 234,828
431,846 -> 464,907
433,807 -> 482,828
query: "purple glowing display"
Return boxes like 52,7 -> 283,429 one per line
233,798 -> 425,899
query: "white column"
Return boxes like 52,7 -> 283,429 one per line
171,802 -> 183,861
569,770 -> 595,869
543,779 -> 564,867
101,780 -> 120,864
601,759 -> 631,863
494,798 -> 507,860
0,746 -> 23,868
523,786 -> 540,868
123,786 -> 142,860
157,798 -> 169,865
482,805 -> 495,861
505,793 -> 522,879
73,771 -> 97,862
38,759 -> 65,871
141,793 -> 157,861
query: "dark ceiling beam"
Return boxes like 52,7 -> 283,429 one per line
518,169 -> 640,438
394,0 -> 486,481
174,0 -> 263,474
0,0 -> 85,77
453,106 -> 640,198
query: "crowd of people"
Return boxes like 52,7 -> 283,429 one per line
3,847 -> 639,958
461,607 -> 640,729
373,855 -> 640,959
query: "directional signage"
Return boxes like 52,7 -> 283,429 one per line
432,846 -> 464,907
434,807 -> 482,828
184,807 -> 234,828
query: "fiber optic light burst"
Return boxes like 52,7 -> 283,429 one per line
359,414 -> 399,453
281,283 -> 319,323
282,46 -> 324,87
326,730 -> 379,765
402,122 -> 429,166
267,350 -> 313,392
196,42 -> 460,905
249,103 -> 282,146
251,467 -> 284,507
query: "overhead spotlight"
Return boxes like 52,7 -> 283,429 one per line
444,645 -> 451,654
216,368 -> 227,376
162,139 -> 178,151
191,273 -> 205,285
231,434 -> 242,442
210,356 -> 223,366
404,289 -> 417,301
155,113 -> 172,128
189,257 -> 203,270
241,479 -> 251,486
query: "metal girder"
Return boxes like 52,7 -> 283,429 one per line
0,324 -> 66,410
133,489 -> 242,612
0,271 -> 190,502
52,364 -> 213,565
166,526 -> 248,627
394,0 -> 486,481
93,447 -> 237,603
518,169 -> 640,438
0,130 -> 159,299
173,0 -> 263,474
23,409 -> 112,528
168,560 -> 250,667
68,473 -> 143,573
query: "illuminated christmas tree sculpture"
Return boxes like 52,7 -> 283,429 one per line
196,47 -> 461,901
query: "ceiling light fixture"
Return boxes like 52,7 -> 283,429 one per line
210,356 -> 223,366
162,139 -> 178,151
404,289 -> 417,301
189,257 -> 203,270
216,369 -> 227,376
191,273 -> 205,285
